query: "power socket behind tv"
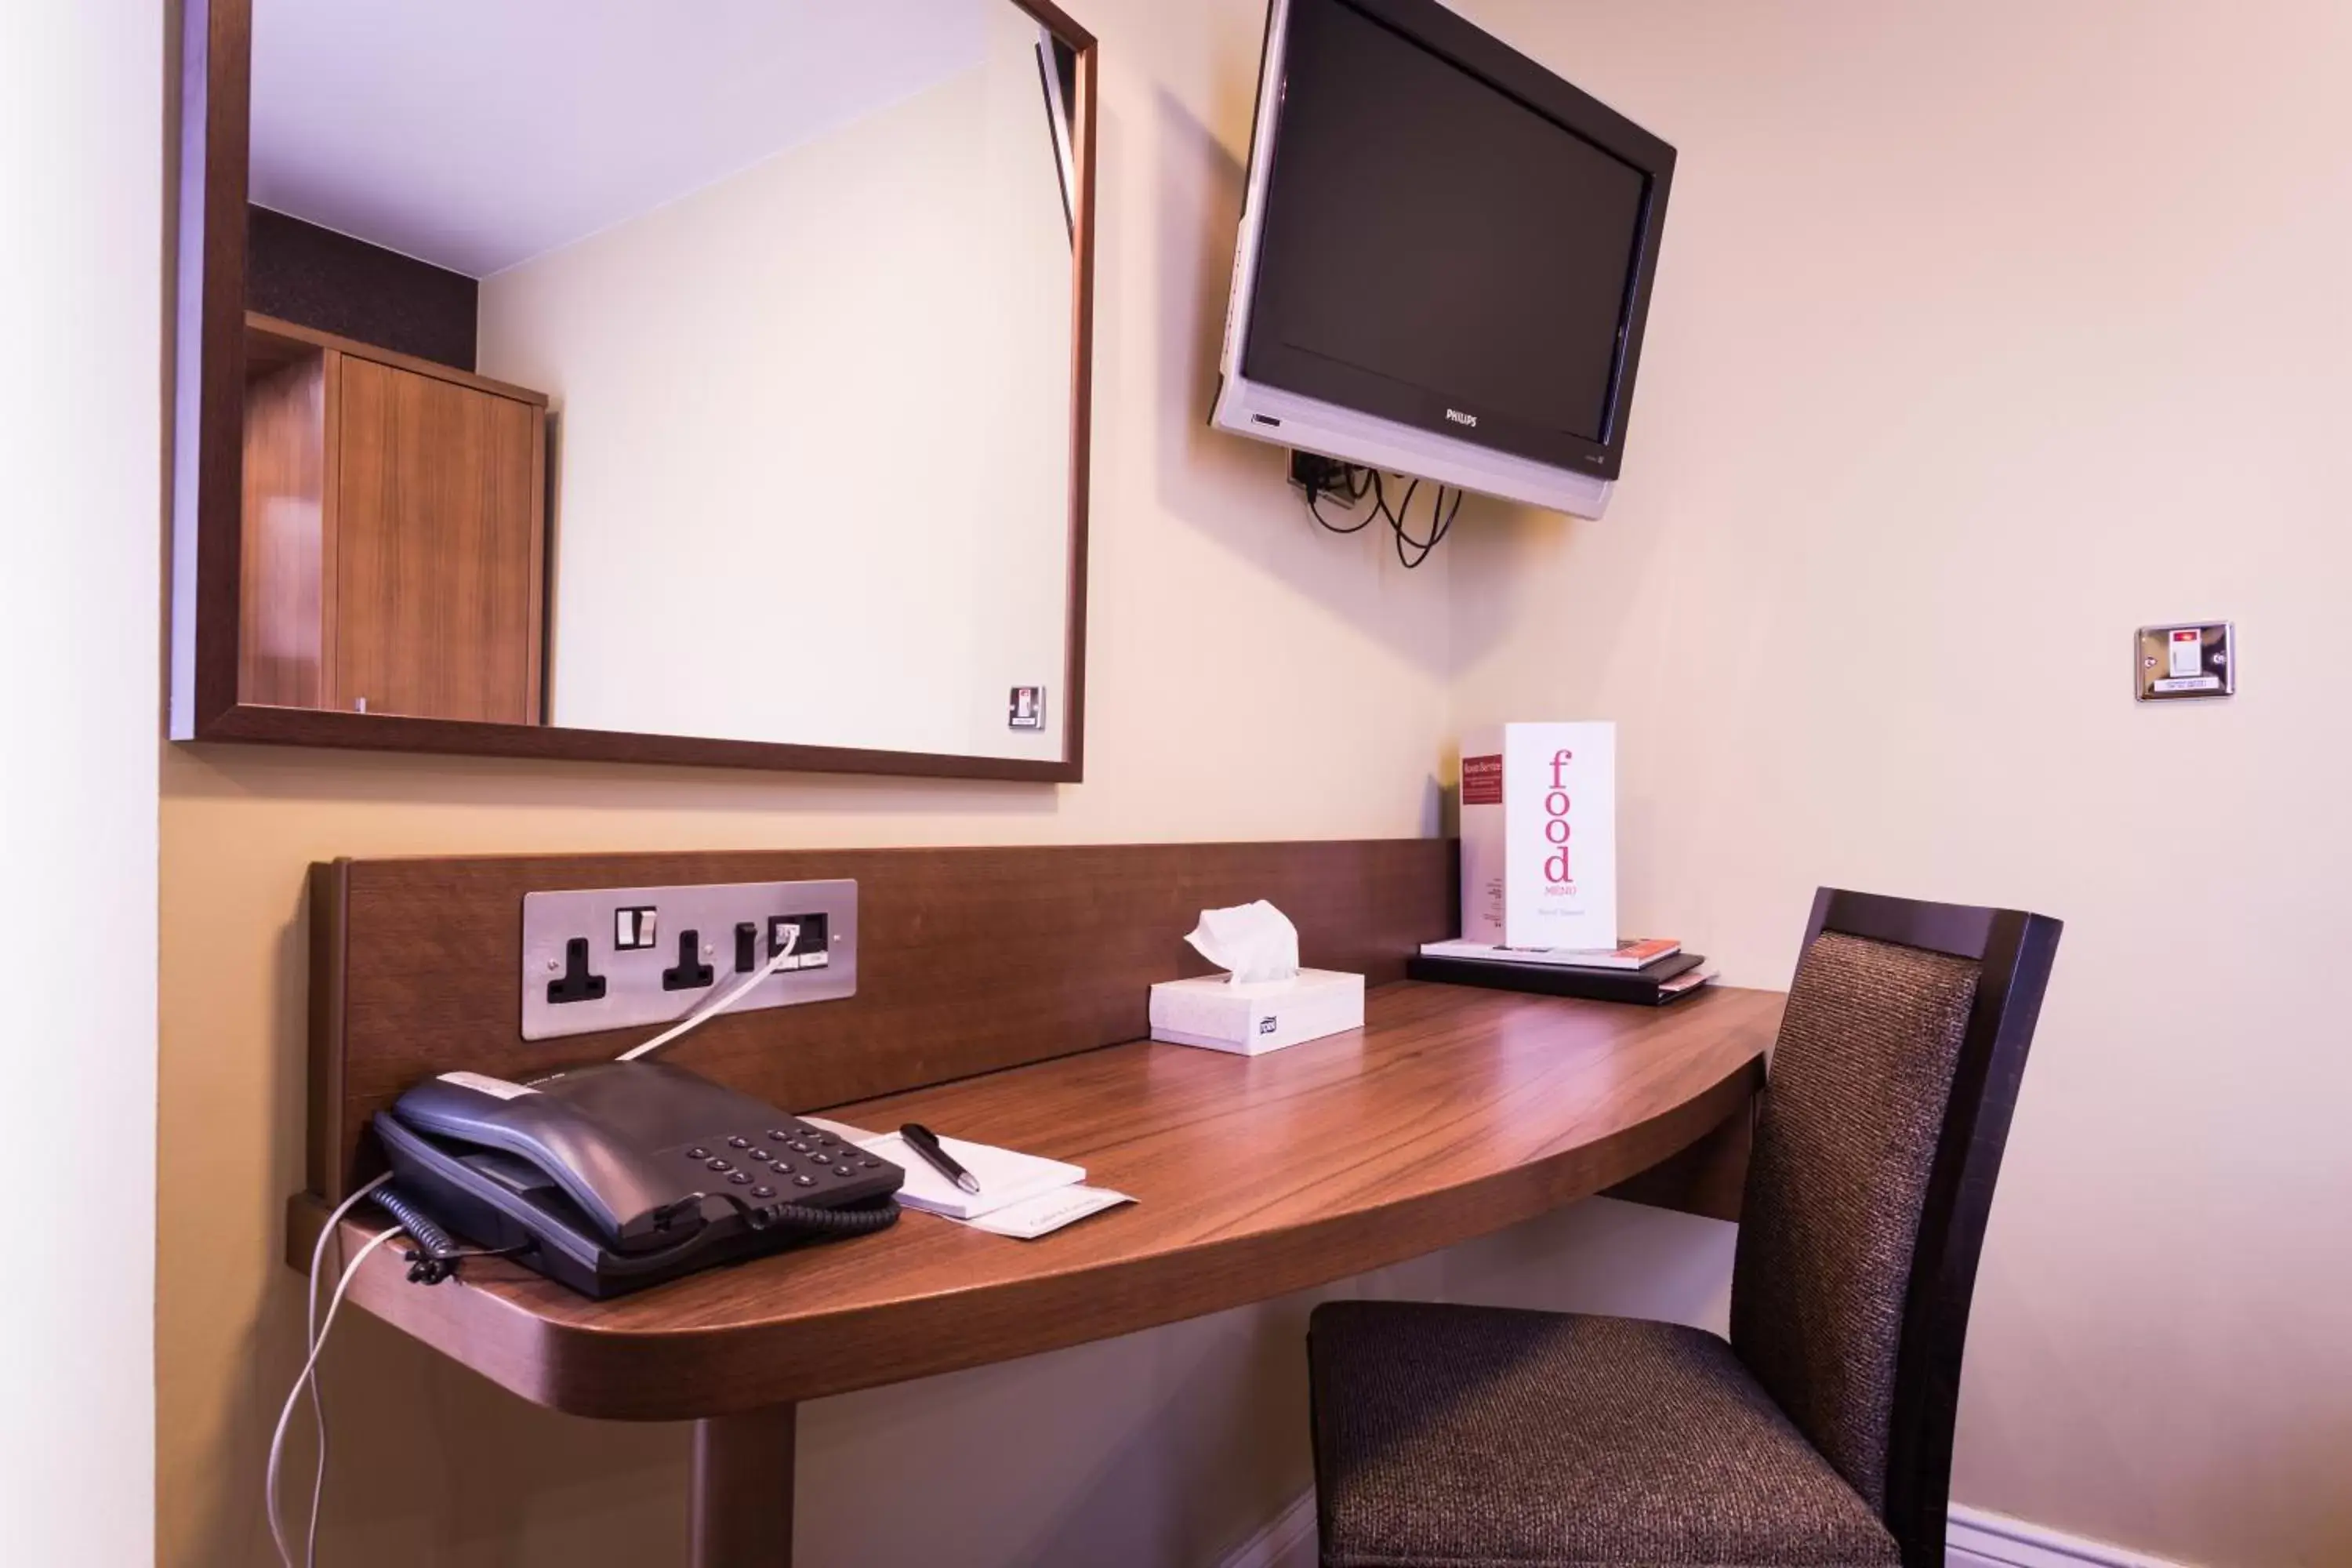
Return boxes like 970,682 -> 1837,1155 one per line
1288,451 -> 1355,499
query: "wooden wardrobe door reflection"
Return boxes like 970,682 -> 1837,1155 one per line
333,357 -> 545,724
238,354 -> 332,708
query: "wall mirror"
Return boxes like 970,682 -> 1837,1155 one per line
172,0 -> 1094,780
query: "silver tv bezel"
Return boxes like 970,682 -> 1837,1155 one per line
1208,0 -> 1617,520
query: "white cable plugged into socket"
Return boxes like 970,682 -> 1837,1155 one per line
517,878 -> 859,1043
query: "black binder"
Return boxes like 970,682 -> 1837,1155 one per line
1405,949 -> 1708,1006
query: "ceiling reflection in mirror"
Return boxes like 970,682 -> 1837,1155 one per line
234,0 -> 1081,761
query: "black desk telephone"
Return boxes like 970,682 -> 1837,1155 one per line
373,1061 -> 903,1298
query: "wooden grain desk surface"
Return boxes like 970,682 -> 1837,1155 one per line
291,980 -> 1779,1422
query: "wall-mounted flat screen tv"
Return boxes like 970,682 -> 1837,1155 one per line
1212,0 -> 1675,518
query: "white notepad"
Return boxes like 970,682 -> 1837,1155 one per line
965,1185 -> 1134,1238
857,1130 -> 1087,1221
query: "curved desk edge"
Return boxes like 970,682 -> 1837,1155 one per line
287,985 -> 1776,1421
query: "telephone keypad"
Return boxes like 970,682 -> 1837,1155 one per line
665,1122 -> 894,1205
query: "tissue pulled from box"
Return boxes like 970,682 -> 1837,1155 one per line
1184,899 -> 1299,985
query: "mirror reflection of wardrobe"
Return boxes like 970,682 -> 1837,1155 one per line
240,313 -> 546,724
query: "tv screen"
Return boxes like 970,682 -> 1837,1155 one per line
1228,0 -> 1674,487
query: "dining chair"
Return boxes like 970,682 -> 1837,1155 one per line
1308,887 -> 2061,1568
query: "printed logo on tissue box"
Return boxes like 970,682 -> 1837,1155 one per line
1458,722 -> 1617,950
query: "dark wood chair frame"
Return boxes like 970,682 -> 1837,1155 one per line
1799,887 -> 2062,1568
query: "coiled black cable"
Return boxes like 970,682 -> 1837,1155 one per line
743,1198 -> 901,1236
370,1185 -> 469,1284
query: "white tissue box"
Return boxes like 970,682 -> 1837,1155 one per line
1149,969 -> 1366,1056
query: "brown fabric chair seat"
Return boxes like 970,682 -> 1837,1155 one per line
1310,1300 -> 1900,1568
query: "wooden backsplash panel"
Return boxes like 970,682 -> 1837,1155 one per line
310,839 -> 1457,1199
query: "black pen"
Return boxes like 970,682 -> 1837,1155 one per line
900,1123 -> 981,1194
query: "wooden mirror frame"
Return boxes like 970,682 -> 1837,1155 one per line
169,0 -> 1096,782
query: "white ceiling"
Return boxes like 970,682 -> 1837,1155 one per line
249,0 -> 996,278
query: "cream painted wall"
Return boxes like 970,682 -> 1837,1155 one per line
157,0 -> 1472,1562
158,1 -> 2352,1565
2,2 -> 162,1563
477,5 -> 1075,760
1446,3 -> 2352,1565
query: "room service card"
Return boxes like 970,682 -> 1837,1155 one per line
964,1185 -> 1135,1238
1458,721 -> 1617,951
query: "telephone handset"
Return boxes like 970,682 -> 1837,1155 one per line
373,1059 -> 903,1298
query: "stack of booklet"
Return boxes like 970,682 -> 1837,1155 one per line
1406,937 -> 1716,1006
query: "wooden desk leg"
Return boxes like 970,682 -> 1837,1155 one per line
690,1405 -> 797,1568
1599,1098 -> 1755,1223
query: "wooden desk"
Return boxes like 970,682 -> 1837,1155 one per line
292,979 -> 1777,1566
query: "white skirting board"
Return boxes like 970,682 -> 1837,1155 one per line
1215,1491 -> 1317,1568
1947,1506 -> 2197,1568
1214,1496 -> 2197,1568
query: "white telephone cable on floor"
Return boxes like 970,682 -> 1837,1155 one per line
267,1172 -> 394,1568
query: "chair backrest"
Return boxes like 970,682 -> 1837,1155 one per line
1729,889 -> 2059,1568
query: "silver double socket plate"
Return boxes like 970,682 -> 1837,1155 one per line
520,879 -> 858,1044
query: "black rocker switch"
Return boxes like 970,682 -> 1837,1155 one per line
546,937 -> 606,1005
734,922 -> 760,974
662,929 -> 715,991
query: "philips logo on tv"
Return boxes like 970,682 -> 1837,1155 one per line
1444,408 -> 1479,427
